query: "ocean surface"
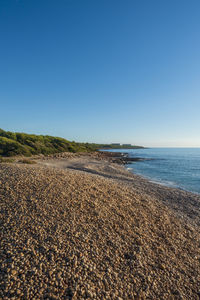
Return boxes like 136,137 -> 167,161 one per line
106,148 -> 200,194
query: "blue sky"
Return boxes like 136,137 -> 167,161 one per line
1,0 -> 200,147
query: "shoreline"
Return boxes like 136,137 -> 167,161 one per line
101,149 -> 200,196
1,151 -> 200,298
2,150 -> 200,226
126,165 -> 200,196
35,151 -> 200,228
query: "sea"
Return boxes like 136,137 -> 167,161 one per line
106,148 -> 200,195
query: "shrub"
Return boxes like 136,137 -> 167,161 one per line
0,157 -> 15,163
19,159 -> 36,164
0,129 -> 98,157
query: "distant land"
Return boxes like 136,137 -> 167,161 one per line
0,129 -> 144,157
100,143 -> 144,150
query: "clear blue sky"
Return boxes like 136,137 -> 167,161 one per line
1,0 -> 200,147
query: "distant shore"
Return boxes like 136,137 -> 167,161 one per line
1,151 -> 200,298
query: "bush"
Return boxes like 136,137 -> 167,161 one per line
0,129 -> 98,157
0,136 -> 31,157
0,157 -> 15,163
19,159 -> 36,164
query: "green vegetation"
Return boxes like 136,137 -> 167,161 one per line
0,128 -> 144,157
0,157 -> 15,163
18,159 -> 36,164
96,144 -> 144,150
0,129 -> 97,157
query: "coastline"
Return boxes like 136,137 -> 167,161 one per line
37,151 -> 200,228
1,151 -> 200,299
101,150 -> 200,222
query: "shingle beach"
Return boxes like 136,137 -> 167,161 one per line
1,152 -> 200,299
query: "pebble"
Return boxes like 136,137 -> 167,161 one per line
1,157 -> 200,299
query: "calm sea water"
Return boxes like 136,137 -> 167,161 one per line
107,148 -> 200,194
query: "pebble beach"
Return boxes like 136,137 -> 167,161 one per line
1,152 -> 200,299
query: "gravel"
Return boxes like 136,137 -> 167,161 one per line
0,154 -> 200,299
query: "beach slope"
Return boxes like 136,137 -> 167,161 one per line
1,153 -> 200,299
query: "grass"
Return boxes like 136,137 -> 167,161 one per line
18,159 -> 37,164
0,157 -> 15,163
